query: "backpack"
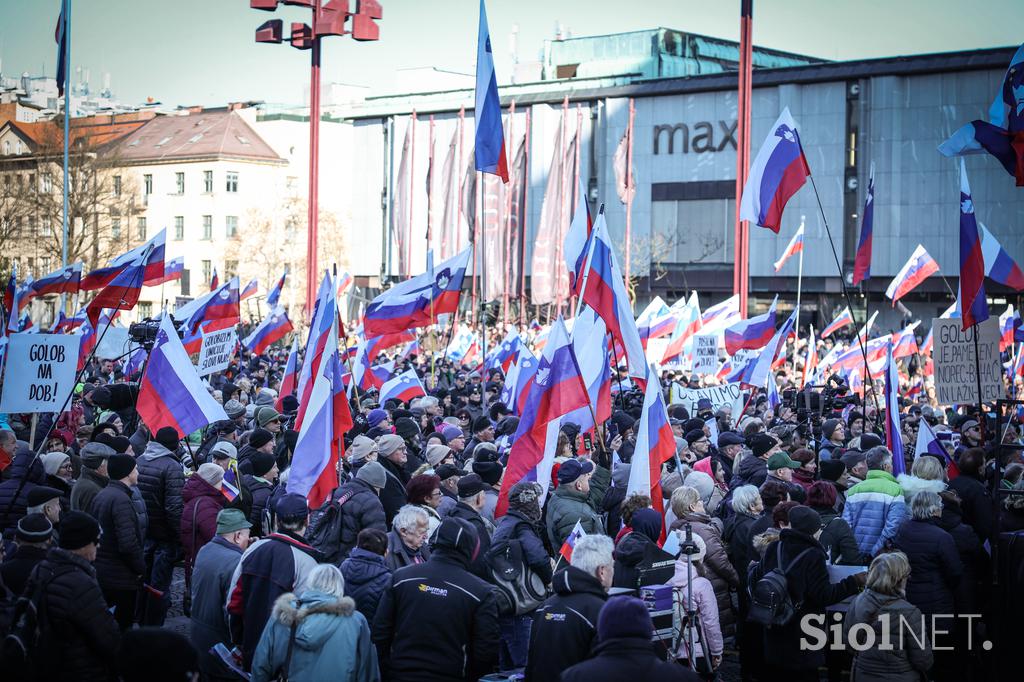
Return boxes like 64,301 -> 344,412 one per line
1,564 -> 74,679
486,523 -> 547,617
746,543 -> 814,628
306,489 -> 357,564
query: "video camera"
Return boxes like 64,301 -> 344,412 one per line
128,316 -> 185,351
781,373 -> 860,441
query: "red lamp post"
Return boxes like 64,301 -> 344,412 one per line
248,0 -> 382,321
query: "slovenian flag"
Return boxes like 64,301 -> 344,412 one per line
242,306 -> 293,356
240,278 -> 258,300
821,306 -> 854,338
883,342 -> 905,476
724,296 -> 778,355
980,224 -> 1024,291
81,229 -> 166,290
885,245 -> 939,306
31,262 -> 81,297
266,268 -> 288,307
958,160 -> 989,330
364,247 -> 470,337
473,0 -> 508,182
773,222 -> 805,272
626,364 -> 677,538
147,256 -> 184,286
559,520 -> 587,562
739,107 -> 811,233
853,164 -> 875,285
379,368 -> 426,405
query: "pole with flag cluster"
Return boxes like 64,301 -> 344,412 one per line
958,160 -> 990,436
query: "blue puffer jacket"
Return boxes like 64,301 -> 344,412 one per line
341,548 -> 392,624
841,470 -> 907,557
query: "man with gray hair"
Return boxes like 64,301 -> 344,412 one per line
842,446 -> 907,557
525,534 -> 614,682
71,442 -> 115,512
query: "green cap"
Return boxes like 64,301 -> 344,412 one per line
767,451 -> 801,471
216,508 -> 252,535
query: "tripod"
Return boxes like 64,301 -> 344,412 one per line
674,522 -> 711,676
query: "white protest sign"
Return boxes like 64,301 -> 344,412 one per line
0,334 -> 80,413
95,324 -> 131,360
932,317 -> 1002,406
692,334 -> 719,375
669,382 -> 745,417
196,327 -> 237,377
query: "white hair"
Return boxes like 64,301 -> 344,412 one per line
570,534 -> 614,576
393,504 -> 429,532
305,563 -> 346,599
731,484 -> 762,515
910,490 -> 942,521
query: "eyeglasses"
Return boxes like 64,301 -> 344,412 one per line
429,490 -> 443,498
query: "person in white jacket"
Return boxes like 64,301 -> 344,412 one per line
896,454 -> 947,503
669,531 -> 723,679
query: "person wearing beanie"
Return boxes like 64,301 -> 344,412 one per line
561,596 -> 698,682
137,425 -> 186,626
434,463 -> 462,518
21,510 -> 121,680
347,434 -> 380,471
376,434 -> 411,526
425,443 -> 454,470
224,399 -> 247,423
447,474 -> 494,580
190,508 -> 252,676
847,411 -> 867,440
440,424 -> 467,459
41,451 -> 74,500
612,507 -> 674,590
748,504 -> 864,680
320,461 -> 388,563
547,458 -> 607,549
227,493 -> 319,671
372,517 -> 500,682
235,427 -> 275,478
71,441 -> 115,513
254,407 -> 283,433
90,452 -> 145,630
471,459 -> 504,524
463,415 -> 495,463
820,418 -> 846,460
1,513 -> 53,595
734,433 -> 780,488
117,628 -> 201,682
181,462 -> 228,592
242,452 -> 279,537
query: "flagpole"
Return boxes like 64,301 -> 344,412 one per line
624,98 -> 635,290
570,102 -> 583,315
502,101 -> 516,327
60,0 -> 72,314
973,324 -> 986,444
519,108 -> 531,328
572,205 -> 604,322
426,114 -> 435,270
407,110 -> 416,280
479,173 -> 489,404
794,218 -> 804,367
471,172 -> 481,325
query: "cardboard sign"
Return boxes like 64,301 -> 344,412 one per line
932,317 -> 1003,406
0,334 -> 80,413
196,328 -> 237,377
669,381 -> 745,417
692,334 -> 719,375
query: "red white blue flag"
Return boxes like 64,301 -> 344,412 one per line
958,161 -> 989,329
147,256 -> 183,286
379,368 -> 426,405
275,337 -> 300,412
500,347 -> 538,416
559,520 -> 587,562
821,306 -> 854,338
31,262 -> 81,298
562,308 -> 612,434
81,229 -> 166,290
724,296 -> 778,356
266,268 -> 288,307
364,247 -> 470,337
891,322 -> 920,360
296,274 -> 339,429
739,108 -> 811,233
242,306 -> 293,356
883,342 -> 905,476
801,326 -> 818,389
885,244 -> 939,306
980,224 -> 1024,291
914,419 -> 959,479
240,278 -> 258,300
473,0 -> 508,182
853,163 -> 875,285
627,364 -> 677,528
85,242 -> 156,325
661,292 -> 702,365
773,223 -> 805,272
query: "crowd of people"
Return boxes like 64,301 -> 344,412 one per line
0,328 -> 1019,682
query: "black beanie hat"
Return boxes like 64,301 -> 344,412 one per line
59,511 -> 101,550
597,596 -> 654,641
472,461 -> 503,486
251,451 -> 276,477
249,428 -> 274,450
155,426 -> 180,451
116,628 -> 200,682
472,416 -> 492,434
107,454 -> 137,481
395,417 -> 420,440
17,513 -> 53,543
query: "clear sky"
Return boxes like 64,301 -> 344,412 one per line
1,0 -> 1021,108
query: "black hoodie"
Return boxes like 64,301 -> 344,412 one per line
525,566 -> 608,682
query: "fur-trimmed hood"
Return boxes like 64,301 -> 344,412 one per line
271,590 -> 358,649
752,528 -> 781,557
896,474 -> 946,502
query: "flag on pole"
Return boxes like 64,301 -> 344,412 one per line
81,229 -> 166,290
209,269 -> 219,291
661,292 -> 702,364
564,178 -> 593,297
240,278 -> 258,300
802,326 -> 818,388
242,306 -> 293,356
296,274 -> 338,429
86,244 -> 154,325
730,312 -> 796,389
821,306 -> 855,338
739,108 -> 811,233
136,315 -> 229,437
31,262 -> 81,297
856,310 -> 879,345
914,416 -> 959,479
559,520 -> 587,562
979,224 -> 1024,291
958,160 -> 989,330
885,245 -> 939,305
773,224 -> 805,272
55,0 -> 68,97
178,277 -> 240,335
700,295 -> 742,336
724,297 -> 778,355
853,163 -> 875,285
147,256 -> 183,286
891,322 -> 920,359
883,342 -> 906,476
561,308 -> 613,434
266,268 -> 288,307
473,0 -> 508,182
379,368 -> 427,405
364,248 -> 470,337
501,348 -> 538,416
275,337 -> 300,413
627,365 -> 677,533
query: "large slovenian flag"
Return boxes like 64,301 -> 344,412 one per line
242,306 -> 293,355
958,160 -> 989,330
561,308 -> 612,434
626,364 -> 677,532
240,278 -> 258,300
497,318 -> 589,516
179,276 -> 240,335
579,214 -> 648,387
731,312 -> 796,389
565,179 -> 594,297
364,247 -> 470,337
938,44 -> 1024,186
739,107 -> 811,233
296,273 -> 339,429
700,294 -> 742,336
289,313 -> 354,507
81,229 -> 166,290
980,224 -> 1024,291
275,337 -> 300,412
486,329 -> 524,374
891,322 -> 920,359
136,315 -> 229,437
821,306 -> 855,338
473,0 -> 508,182
661,292 -> 702,364
31,262 -> 81,297
724,296 -> 778,355
885,245 -> 939,305
883,342 -> 906,476
853,163 -> 875,285
266,268 -> 288,307
147,256 -> 183,286
773,223 -> 805,272
86,243 -> 155,325
379,368 -> 427,405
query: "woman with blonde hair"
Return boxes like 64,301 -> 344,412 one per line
896,454 -> 946,502
843,552 -> 932,682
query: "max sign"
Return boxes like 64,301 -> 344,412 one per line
0,334 -> 80,413
653,120 -> 738,155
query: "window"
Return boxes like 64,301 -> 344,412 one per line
41,173 -> 52,193
40,256 -> 51,274
41,217 -> 51,237
113,175 -> 122,197
202,215 -> 212,240
111,217 -> 121,239
201,260 -> 212,285
204,170 -> 213,193
137,217 -> 147,240
144,174 -> 152,194
175,172 -> 185,194
225,171 -> 238,193
174,216 -> 184,241
27,173 -> 34,192
2,141 -> 9,155
26,216 -> 36,236
138,302 -> 152,319
225,215 -> 238,238
225,259 -> 238,278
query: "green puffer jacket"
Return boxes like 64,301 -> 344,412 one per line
546,464 -> 610,548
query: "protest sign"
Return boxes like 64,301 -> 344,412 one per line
0,333 -> 80,413
669,382 -> 745,417
197,327 -> 237,377
932,317 -> 1002,405
692,334 -> 719,375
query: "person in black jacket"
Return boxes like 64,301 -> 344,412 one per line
560,596 -> 699,682
241,452 -> 277,536
0,446 -> 47,533
612,507 -> 675,590
341,528 -> 391,623
372,517 -> 500,682
490,481 -> 553,670
136,426 -> 185,626
330,462 -> 388,562
25,511 -> 122,681
0,513 -> 52,596
948,447 -> 993,541
447,474 -> 493,580
90,454 -> 147,631
377,434 -> 410,526
525,534 -> 614,682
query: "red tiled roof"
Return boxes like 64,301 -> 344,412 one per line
112,110 -> 284,164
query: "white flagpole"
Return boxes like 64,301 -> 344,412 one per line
793,216 -> 805,367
